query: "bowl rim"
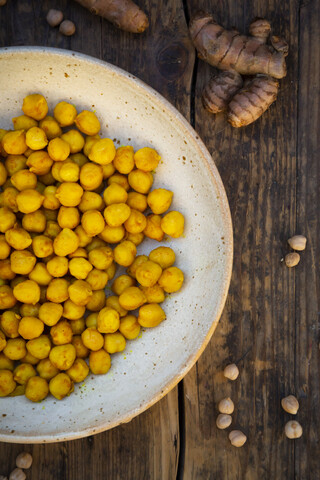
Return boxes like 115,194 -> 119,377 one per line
0,46 -> 233,443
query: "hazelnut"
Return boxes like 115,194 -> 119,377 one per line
229,430 -> 247,447
285,252 -> 300,267
223,363 -> 239,381
218,397 -> 234,414
281,395 -> 299,415
216,414 -> 232,429
46,9 -> 63,27
16,452 -> 33,469
287,235 -> 307,251
285,420 -> 303,439
9,469 -> 26,480
59,20 -> 76,36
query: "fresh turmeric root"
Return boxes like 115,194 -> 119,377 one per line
74,0 -> 149,33
202,71 -> 243,114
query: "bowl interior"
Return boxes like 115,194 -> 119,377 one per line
0,47 -> 232,443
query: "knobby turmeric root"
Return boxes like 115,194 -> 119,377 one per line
74,0 -> 149,33
202,71 -> 243,114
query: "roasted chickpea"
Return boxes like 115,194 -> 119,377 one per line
138,303 -> 166,328
53,101 -> 77,127
106,295 -> 128,317
27,150 -> 53,175
68,279 -> 92,306
161,211 -> 185,238
50,319 -> 73,345
104,332 -> 126,354
25,126 -> 48,150
99,224 -> 125,244
49,344 -> 76,370
11,169 -> 37,191
81,327 -> 104,351
18,316 -> 44,340
0,352 -> 15,370
128,169 -> 153,194
147,188 -> 173,214
81,209 -> 105,236
88,138 -> 116,165
13,363 -> 36,384
26,335 -> 51,359
134,147 -> 160,172
55,182 -> 83,207
46,256 -> 69,277
124,209 -> 147,234
80,162 -> 103,191
75,110 -> 101,136
135,260 -> 162,287
53,228 -> 79,256
70,152 -> 88,167
72,335 -> 89,357
63,299 -> 86,320
16,189 -> 44,214
107,173 -> 130,191
19,303 -> 40,318
22,210 -> 47,233
86,289 -> 106,311
39,115 -> 62,139
25,375 -> 49,402
66,358 -> 89,383
97,307 -> 120,334
57,206 -> 80,229
59,160 -> 80,182
79,191 -> 104,213
32,235 -> 53,258
0,285 -> 17,309
3,338 -> 27,360
1,187 -> 19,212
127,255 -> 148,278
143,214 -> 164,241
12,114 -> 38,131
5,226 -> 32,250
2,130 -> 27,155
88,246 -> 113,270
60,129 -> 85,153
102,162 -> 116,179
0,310 -> 20,338
125,231 -> 144,246
158,267 -> 184,293
141,284 -> 165,303
5,155 -> 27,176
36,358 -> 59,380
113,240 -> 136,267
43,185 -> 61,210
0,207 -> 16,233
68,247 -> 88,259
49,372 -> 74,400
38,302 -> 63,326
22,94 -> 48,121
119,314 -> 141,340
0,369 -> 16,396
0,235 -> 10,259
118,286 -> 146,310
13,279 -> 40,304
85,268 -> 108,290
68,257 -> 92,280
28,262 -> 53,286
89,349 -> 111,374
75,225 -> 92,247
0,258 -> 16,280
112,274 -> 135,296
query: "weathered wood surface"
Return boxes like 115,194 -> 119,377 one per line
0,0 -> 319,479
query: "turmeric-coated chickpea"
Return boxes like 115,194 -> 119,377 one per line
103,183 -> 128,205
66,358 -> 89,383
119,314 -> 141,340
46,278 -> 69,303
49,372 -> 74,400
99,224 -> 125,244
72,335 -> 89,358
128,169 -> 153,194
0,162 -> 7,187
104,332 -> 126,354
69,257 -> 93,279
68,279 -> 92,306
50,319 -> 73,345
136,260 -> 162,287
43,208 -> 58,221
16,189 -> 44,214
0,259 -> 15,279
59,161 -> 80,182
158,267 -> 184,293
86,289 -> 106,311
38,302 -> 63,326
161,211 -> 185,238
57,206 -> 80,229
0,330 -> 6,352
102,162 -> 116,179
22,210 -> 47,233
107,173 -> 130,191
83,134 -> 100,157
43,186 -> 61,210
86,237 -> 106,252
106,295 -> 128,317
46,256 -> 69,277
147,188 -> 173,215
112,274 -> 135,296
86,313 -> 98,329
39,115 -> 62,139
20,303 -> 40,318
125,231 -> 144,246
88,138 -> 116,165
118,286 -> 146,310
68,247 -> 88,259
143,214 -> 164,241
81,327 -> 104,351
47,137 -> 70,161
0,285 -> 17,309
70,318 -> 86,335
113,146 -> 135,174
141,284 -> 165,304
21,351 -> 39,365
13,363 -> 36,384
89,349 -> 111,374
0,353 -> 14,370
0,235 -> 10,259
53,101 -> 77,127
12,114 -> 38,131
79,191 -> 104,213
0,310 -> 20,338
0,207 -> 16,233
25,375 -> 49,402
61,129 -> 85,154
49,344 -> 76,370
11,169 -> 37,191
75,110 -> 101,136
3,338 -> 27,360
26,335 -> 51,359
36,358 -> 59,380
138,303 -> 166,328
18,316 -> 44,340
113,240 -> 136,267
55,182 -> 83,207
63,299 -> 86,320
127,255 -> 148,278
1,187 -> 19,212
97,307 -> 120,334
2,130 -> 27,155
43,222 -> 61,241
13,279 -> 40,305
0,369 -> 16,396
32,235 -> 53,258
10,250 -> 36,275
75,225 -> 92,247
53,228 -> 79,256
29,262 -> 52,286
22,94 -> 48,121
51,161 -> 63,182
5,226 -> 32,250
134,147 -> 160,172
124,209 -> 147,234
81,209 -> 105,236
88,246 -> 113,270
27,150 -> 53,175
79,162 -> 103,191
25,126 -> 48,150
5,155 -> 27,176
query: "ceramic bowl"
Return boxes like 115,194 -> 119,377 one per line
0,47 -> 232,443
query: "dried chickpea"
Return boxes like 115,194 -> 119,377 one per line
27,150 -> 53,175
136,260 -> 162,287
143,214 -> 164,241
149,246 -> 175,269
75,110 -> 101,136
127,255 -> 148,278
59,161 -> 80,182
80,162 -> 103,191
107,173 -> 130,191
104,332 -> 126,354
22,210 -> 47,233
89,349 -> 111,374
12,114 -> 38,131
13,363 -> 36,384
22,94 -> 48,121
32,235 -> 53,258
49,344 -> 76,370
66,358 -> 89,383
39,115 -> 62,139
36,358 -> 59,380
38,302 -> 63,326
140,284 -> 165,303
53,101 -> 77,127
5,226 -> 32,250
50,319 -> 73,345
161,211 -> 185,238
72,335 -> 89,357
86,268 -> 108,290
113,146 -> 135,174
81,209 -> 105,236
43,186 -> 61,210
3,338 -> 27,360
68,279 -> 92,306
112,274 -> 135,296
53,228 -> 79,256
63,299 -> 85,320
0,310 -> 20,338
147,188 -> 173,214
0,285 -> 17,309
13,279 -> 40,304
0,207 -> 16,233
88,246 -> 113,270
81,327 -> 104,351
28,263 -> 52,286
119,315 -> 141,340
119,286 -> 146,310
55,182 -> 83,207
128,169 -> 153,194
86,289 -> 106,311
106,295 -> 128,317
18,316 -> 44,340
25,127 -> 48,150
16,189 -> 44,214
99,224 -> 125,243
0,369 -> 16,396
1,130 -> 27,155
60,129 -> 85,153
114,240 -> 137,267
11,169 -> 37,191
97,307 -> 120,333
46,278 -> 69,303
0,235 -> 10,259
26,335 -> 51,359
158,267 -> 184,293
49,372 -> 74,400
138,303 -> 166,328
79,191 -> 104,213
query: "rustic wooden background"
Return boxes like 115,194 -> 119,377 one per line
0,0 -> 319,478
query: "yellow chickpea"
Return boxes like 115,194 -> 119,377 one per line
11,169 -> 37,191
104,332 -> 126,354
0,235 -> 10,259
27,150 -> 53,175
103,183 -> 127,206
143,214 -> 164,241
16,189 -> 44,214
75,110 -> 101,135
63,299 -> 85,320
88,246 -> 113,270
147,188 -> 173,214
10,250 -> 36,275
140,284 -> 165,304
134,147 -> 161,172
22,94 -> 48,121
149,246 -> 175,269
59,161 -> 80,182
43,223 -> 61,241
127,255 -> 148,278
39,115 -> 62,139
49,372 -> 74,400
0,369 -> 16,396
29,262 -> 53,286
39,172 -> 56,187
86,313 -> 98,329
138,303 -> 166,328
51,162 -> 63,182
158,267 -> 184,293
81,327 -> 104,351
0,310 -> 20,338
12,114 -> 38,131
55,182 -> 83,207
0,162 -> 7,187
81,209 -> 105,236
25,376 -> 49,402
113,146 -> 135,174
119,314 -> 141,340
69,257 -> 93,280
32,235 -> 54,258
0,353 -> 14,370
53,228 -> 80,256
5,226 -> 32,250
75,225 -> 92,247
13,279 -> 40,304
36,358 -> 59,380
68,279 -> 93,306
161,211 -> 185,238
47,137 -> 70,161
3,338 -> 27,360
18,316 -> 44,340
0,330 -> 6,352
26,335 -> 51,359
86,237 -> 107,251
20,303 -> 40,317
88,138 -> 116,166
106,295 -> 128,317
86,289 -> 106,311
0,207 -> 16,233
50,319 -> 73,345
79,162 -> 103,191
118,286 -> 146,310
0,129 -> 8,157
70,319 -> 86,336
135,260 -> 162,287
2,130 -> 27,155
112,274 -> 135,296
125,231 -> 144,246
54,101 -> 77,126
25,126 -> 48,150
20,351 -> 39,366
83,134 -> 100,157
89,349 -> 111,374
78,192 -> 104,213
72,335 -> 89,357
102,162 -> 116,179
46,278 -> 69,303
69,247 -> 88,259
99,224 -> 125,244
97,307 -> 120,334
46,256 -> 69,277
66,358 -> 89,383
107,173 -> 130,191
38,302 -> 63,326
0,259 -> 15,280
70,152 -> 88,167
57,206 -> 80,229
113,240 -> 136,267
43,208 -> 58,221
127,193 -> 148,213
60,129 -> 85,153
13,363 -> 36,384
1,187 -> 19,212
84,269 -> 108,291
124,209 -> 147,234
49,344 -> 76,370
128,169 -> 153,194
0,285 -> 17,309
22,210 -> 47,233
42,186 -> 60,210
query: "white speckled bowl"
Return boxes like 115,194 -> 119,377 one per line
0,47 -> 232,443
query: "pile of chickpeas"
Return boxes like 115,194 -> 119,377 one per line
0,94 -> 184,402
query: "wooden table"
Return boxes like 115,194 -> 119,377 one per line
0,0 -> 319,478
